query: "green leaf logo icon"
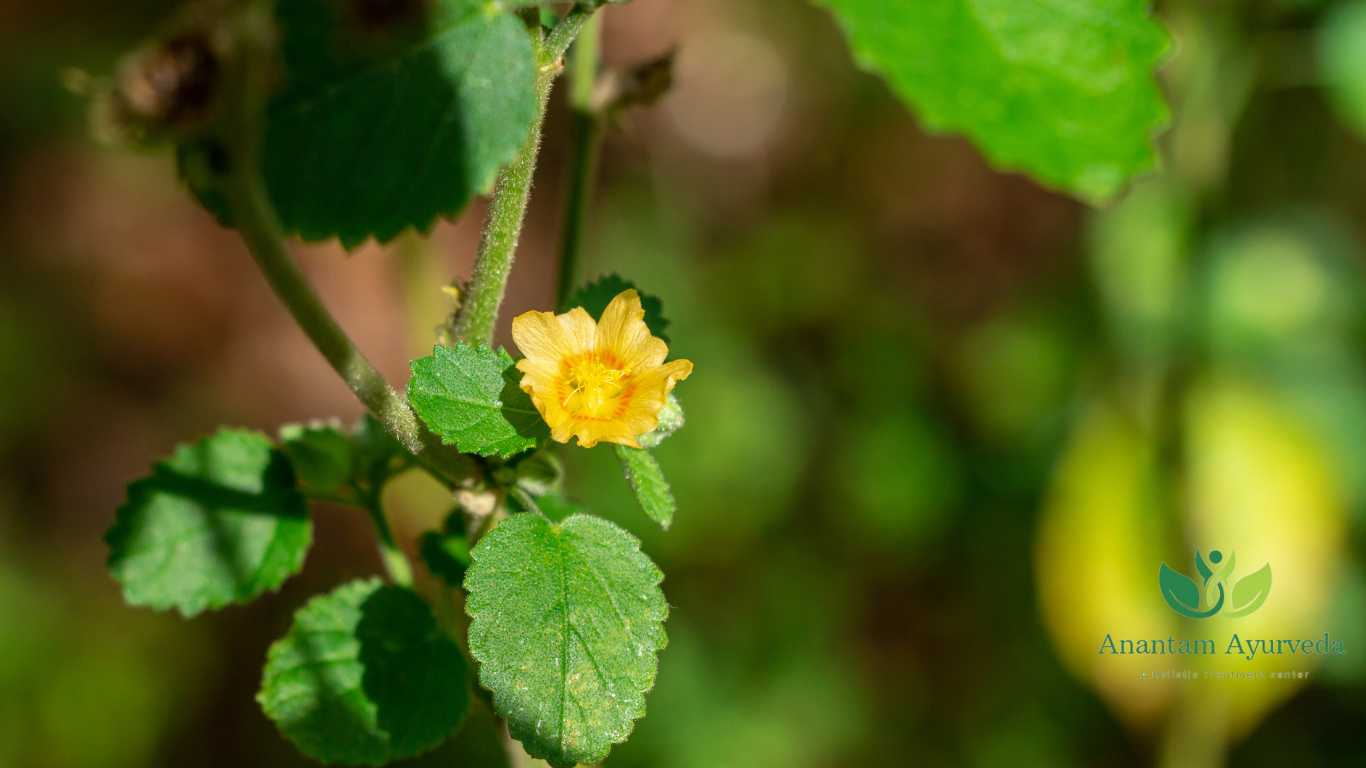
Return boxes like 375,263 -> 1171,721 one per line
1157,550 -> 1271,619
1227,563 -> 1273,618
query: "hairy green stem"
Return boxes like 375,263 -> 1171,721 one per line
449,7 -> 595,343
556,14 -> 603,308
220,1 -> 467,486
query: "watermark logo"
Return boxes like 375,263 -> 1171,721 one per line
1158,550 -> 1272,619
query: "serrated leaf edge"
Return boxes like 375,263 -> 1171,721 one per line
464,513 -> 668,767
269,7 -> 537,249
407,343 -> 542,459
812,0 -> 1173,202
563,273 -> 671,342
614,446 -> 675,530
104,427 -> 313,619
258,578 -> 386,767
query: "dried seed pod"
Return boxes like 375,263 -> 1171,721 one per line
119,33 -> 220,126
94,25 -> 230,145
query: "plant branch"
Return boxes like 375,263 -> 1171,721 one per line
448,6 -> 596,343
556,12 -> 603,308
220,1 -> 468,486
365,493 -> 415,587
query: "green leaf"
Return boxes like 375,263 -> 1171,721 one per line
396,700 -> 510,768
465,513 -> 668,767
814,0 -> 1170,201
1158,563 -> 1200,613
614,445 -> 676,530
279,420 -> 355,494
105,428 -> 312,617
263,0 -> 539,247
564,274 -> 670,343
281,416 -> 467,502
258,579 -> 470,765
1227,563 -> 1273,618
408,343 -> 546,458
420,530 -> 471,586
1321,1 -> 1366,138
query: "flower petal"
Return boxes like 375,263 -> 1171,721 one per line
597,290 -> 666,370
515,291 -> 691,449
569,418 -> 641,449
511,309 -> 576,364
557,307 -> 597,355
618,359 -> 693,433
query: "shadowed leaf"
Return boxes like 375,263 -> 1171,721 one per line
261,0 -> 538,246
105,429 -> 312,617
258,579 -> 470,765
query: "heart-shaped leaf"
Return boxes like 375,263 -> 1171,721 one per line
465,513 -> 668,767
258,579 -> 470,765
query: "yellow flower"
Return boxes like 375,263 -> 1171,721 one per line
512,289 -> 693,448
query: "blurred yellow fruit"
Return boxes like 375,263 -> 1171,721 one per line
1037,375 -> 1347,748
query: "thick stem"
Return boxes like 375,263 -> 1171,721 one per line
232,189 -> 423,452
221,1 -> 468,485
556,14 -> 603,309
449,8 -> 595,343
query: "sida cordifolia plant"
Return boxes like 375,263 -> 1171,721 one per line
93,0 -> 1170,765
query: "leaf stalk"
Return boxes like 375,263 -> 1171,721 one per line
366,496 -> 415,587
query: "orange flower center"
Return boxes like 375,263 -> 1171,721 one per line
560,353 -> 631,418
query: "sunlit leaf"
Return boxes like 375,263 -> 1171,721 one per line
258,579 -> 470,765
105,429 -> 312,617
614,445 -> 676,530
465,513 -> 667,767
814,0 -> 1170,200
1320,1 -> 1366,138
408,343 -> 546,458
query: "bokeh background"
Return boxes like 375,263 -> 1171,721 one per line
5,0 -> 1366,765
